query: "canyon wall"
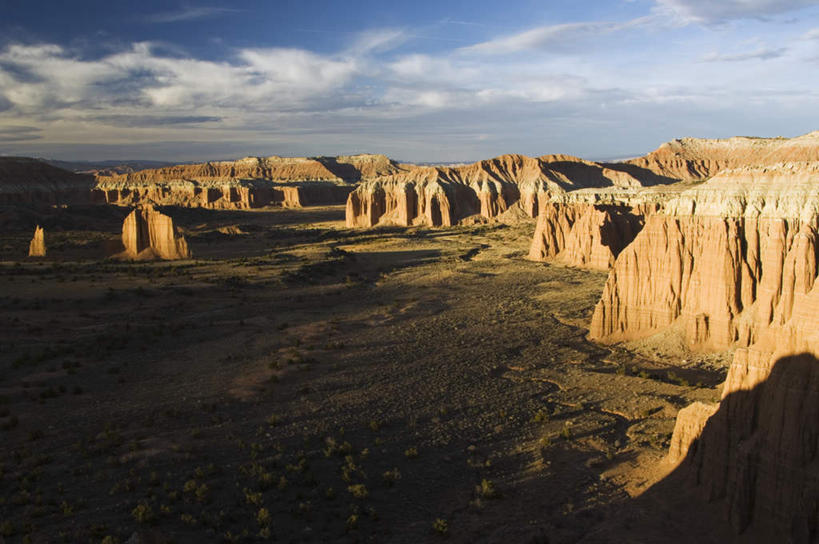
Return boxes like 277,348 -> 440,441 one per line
584,156 -> 819,536
92,154 -> 398,210
345,154 -> 653,228
121,205 -> 191,260
527,202 -> 644,270
668,312 -> 819,536
0,155 -> 393,210
620,131 -> 819,182
93,180 -> 354,210
589,162 -> 819,351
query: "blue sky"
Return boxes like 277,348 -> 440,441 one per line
1,0 -> 819,162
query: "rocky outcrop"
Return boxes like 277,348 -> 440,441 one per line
98,154 -> 404,185
586,158 -> 819,536
346,154 -> 651,227
672,346 -> 819,536
666,401 -> 718,466
93,179 -> 354,210
527,202 -> 644,270
121,205 -> 190,260
94,154 -> 404,210
589,162 -> 819,351
621,131 -> 819,182
28,225 -> 46,257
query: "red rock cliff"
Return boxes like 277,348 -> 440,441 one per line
528,202 -> 644,270
345,154 -> 648,227
589,163 -> 819,351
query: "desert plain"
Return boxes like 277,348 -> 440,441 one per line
0,132 -> 818,544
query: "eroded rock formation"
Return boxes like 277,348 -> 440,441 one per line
94,154 -> 405,210
584,156 -> 819,536
621,131 -> 819,182
28,225 -> 46,257
666,401 -> 718,466
590,162 -> 819,351
527,202 -> 644,270
346,154 -> 652,227
121,205 -> 190,260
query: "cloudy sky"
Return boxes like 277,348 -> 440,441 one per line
1,0 -> 819,162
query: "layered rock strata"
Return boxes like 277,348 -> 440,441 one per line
345,154 -> 650,227
583,159 -> 819,536
28,225 -> 46,257
589,162 -> 819,351
527,202 -> 644,270
121,205 -> 190,260
621,131 -> 819,182
93,154 -> 401,210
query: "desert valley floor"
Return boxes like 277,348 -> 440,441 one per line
0,205 -> 735,543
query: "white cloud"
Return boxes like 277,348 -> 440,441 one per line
346,29 -> 409,55
0,10 -> 817,162
146,6 -> 241,23
460,22 -> 616,55
0,42 -> 360,118
459,17 -> 655,55
702,47 -> 788,62
654,0 -> 819,22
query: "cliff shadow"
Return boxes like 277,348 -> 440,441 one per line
315,157 -> 363,182
547,160 -> 636,190
0,203 -> 130,233
152,204 -> 346,229
580,352 -> 819,543
596,204 -> 646,257
599,162 -> 681,186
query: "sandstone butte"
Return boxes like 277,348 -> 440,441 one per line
120,204 -> 190,260
93,154 -> 407,210
572,137 -> 819,536
28,225 -> 46,257
344,153 -> 659,228
527,131 -> 819,271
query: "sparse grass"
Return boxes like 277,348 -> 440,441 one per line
432,518 -> 449,536
382,468 -> 401,487
532,408 -> 550,423
478,479 -> 498,499
131,502 -> 154,524
347,483 -> 368,499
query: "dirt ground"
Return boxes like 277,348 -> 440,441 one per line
0,204 -> 727,543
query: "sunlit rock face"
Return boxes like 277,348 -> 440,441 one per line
345,154 -> 650,227
610,160 -> 819,536
121,204 -> 190,260
590,163 -> 819,352
622,131 -> 819,182
527,202 -> 644,270
28,225 -> 46,257
94,154 -> 399,210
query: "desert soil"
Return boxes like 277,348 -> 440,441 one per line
0,205 -> 726,543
